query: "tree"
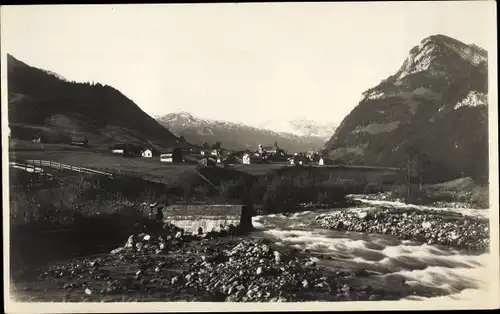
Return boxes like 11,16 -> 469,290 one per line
203,142 -> 210,149
212,141 -> 222,149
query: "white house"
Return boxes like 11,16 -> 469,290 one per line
242,153 -> 251,164
112,148 -> 124,155
142,149 -> 152,158
160,153 -> 173,163
160,148 -> 184,163
319,158 -> 324,166
211,149 -> 219,156
242,153 -> 265,164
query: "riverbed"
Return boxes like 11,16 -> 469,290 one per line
250,195 -> 490,302
9,195 -> 492,303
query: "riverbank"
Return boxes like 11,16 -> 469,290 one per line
315,206 -> 489,253
11,189 -> 491,303
9,223 -> 412,303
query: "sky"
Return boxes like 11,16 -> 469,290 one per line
1,2 -> 496,128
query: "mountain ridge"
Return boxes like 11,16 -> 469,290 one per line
325,34 -> 488,182
7,54 -> 184,150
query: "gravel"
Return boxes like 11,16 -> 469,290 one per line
110,222 -> 240,255
18,225 -> 407,302
315,207 -> 489,252
167,239 -> 402,302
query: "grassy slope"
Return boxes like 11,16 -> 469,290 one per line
7,54 -> 183,151
390,177 -> 489,208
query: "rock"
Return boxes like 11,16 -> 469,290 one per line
305,260 -> 316,267
261,244 -> 270,253
84,288 -> 92,295
125,235 -> 135,248
256,267 -> 263,275
302,279 -> 309,289
273,251 -> 282,263
421,221 -> 432,229
170,276 -> 178,285
111,247 -> 125,255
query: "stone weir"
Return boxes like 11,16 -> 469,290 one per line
159,204 -> 254,235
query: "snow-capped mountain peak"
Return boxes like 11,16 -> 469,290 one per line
257,116 -> 337,140
156,112 -> 332,152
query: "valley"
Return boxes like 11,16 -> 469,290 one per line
6,32 -> 492,304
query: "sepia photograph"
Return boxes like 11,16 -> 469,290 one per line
1,1 -> 498,313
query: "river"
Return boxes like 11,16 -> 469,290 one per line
250,195 -> 490,302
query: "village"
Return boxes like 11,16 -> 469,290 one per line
108,140 -> 335,168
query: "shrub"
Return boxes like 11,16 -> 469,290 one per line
470,186 -> 489,208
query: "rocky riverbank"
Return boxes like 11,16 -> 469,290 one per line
12,222 -> 412,302
315,207 -> 489,253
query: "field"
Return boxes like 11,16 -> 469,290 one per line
10,148 -> 197,185
10,141 -> 408,183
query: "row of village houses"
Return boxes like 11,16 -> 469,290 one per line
110,142 -> 337,166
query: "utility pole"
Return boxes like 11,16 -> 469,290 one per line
407,152 -> 412,199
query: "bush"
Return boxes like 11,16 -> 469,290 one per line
362,183 -> 383,195
470,186 -> 489,208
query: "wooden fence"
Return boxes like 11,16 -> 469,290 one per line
24,160 -> 114,177
9,161 -> 52,177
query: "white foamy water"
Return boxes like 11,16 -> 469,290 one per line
250,199 -> 491,302
349,195 -> 490,219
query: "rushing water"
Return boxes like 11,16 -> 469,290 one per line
250,196 -> 490,302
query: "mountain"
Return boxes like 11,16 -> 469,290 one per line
257,116 -> 337,140
156,112 -> 327,152
324,34 -> 488,182
7,54 -> 183,150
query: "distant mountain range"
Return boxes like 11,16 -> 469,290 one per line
156,112 -> 332,152
324,34 -> 489,182
7,54 -> 183,150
